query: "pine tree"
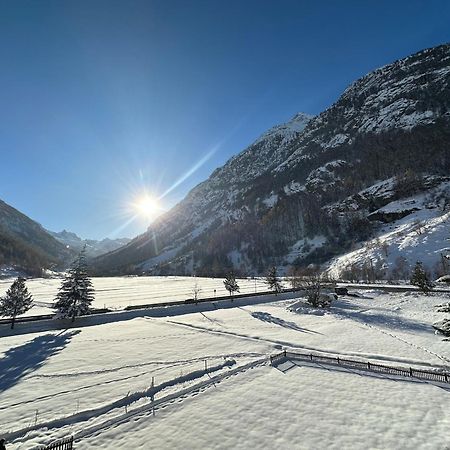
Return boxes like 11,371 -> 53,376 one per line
0,277 -> 33,329
266,266 -> 282,293
223,272 -> 240,297
55,247 -> 95,321
410,261 -> 434,295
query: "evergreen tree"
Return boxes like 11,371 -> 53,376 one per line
266,266 -> 282,293
223,272 -> 240,297
410,261 -> 434,295
0,277 -> 33,329
55,247 -> 95,321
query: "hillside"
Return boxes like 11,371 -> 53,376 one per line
0,199 -> 73,276
326,177 -> 449,280
94,43 -> 450,277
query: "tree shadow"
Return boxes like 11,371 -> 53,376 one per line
251,311 -> 321,334
332,300 -> 430,333
0,330 -> 80,393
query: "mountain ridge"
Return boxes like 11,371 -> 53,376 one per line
48,229 -> 130,258
0,199 -> 74,276
93,43 -> 450,277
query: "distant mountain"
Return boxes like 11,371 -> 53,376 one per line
49,229 -> 130,258
0,199 -> 73,276
94,43 -> 450,278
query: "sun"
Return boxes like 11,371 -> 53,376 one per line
134,195 -> 161,220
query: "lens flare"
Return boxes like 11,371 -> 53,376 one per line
134,195 -> 161,219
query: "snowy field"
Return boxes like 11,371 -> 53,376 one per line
1,286 -> 450,449
0,276 -> 275,316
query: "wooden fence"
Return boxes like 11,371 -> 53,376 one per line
271,350 -> 450,384
40,436 -> 74,450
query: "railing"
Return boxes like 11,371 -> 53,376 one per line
125,287 -> 299,310
271,350 -> 450,384
40,436 -> 74,450
0,308 -> 111,326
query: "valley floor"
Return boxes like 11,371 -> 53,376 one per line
1,288 -> 450,449
0,276 -> 274,315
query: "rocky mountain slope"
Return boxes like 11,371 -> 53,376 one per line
94,43 -> 450,277
48,230 -> 130,258
0,199 -> 73,276
326,176 -> 449,280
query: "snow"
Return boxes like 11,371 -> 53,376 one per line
140,246 -> 182,271
285,235 -> 327,263
283,180 -> 305,195
305,160 -> 348,191
2,287 -> 450,449
0,276 -> 273,316
327,202 -> 449,280
321,133 -> 348,149
227,249 -> 242,266
48,231 -> 130,258
261,193 -> 278,208
358,177 -> 396,199
79,362 -> 450,449
252,112 -> 313,147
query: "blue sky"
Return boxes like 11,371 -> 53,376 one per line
1,0 -> 449,240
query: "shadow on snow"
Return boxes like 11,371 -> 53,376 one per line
0,330 -> 79,394
251,311 -> 322,334
332,299 -> 430,334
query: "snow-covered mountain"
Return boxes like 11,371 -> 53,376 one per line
94,43 -> 450,277
48,230 -> 130,258
326,177 -> 449,280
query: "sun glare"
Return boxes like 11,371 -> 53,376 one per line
134,195 -> 161,220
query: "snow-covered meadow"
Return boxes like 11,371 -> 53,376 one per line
0,276 -> 273,316
1,283 -> 450,449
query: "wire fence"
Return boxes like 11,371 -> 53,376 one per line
271,350 -> 450,384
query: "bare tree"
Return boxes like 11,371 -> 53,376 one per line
295,267 -> 333,308
391,256 -> 409,280
192,282 -> 202,303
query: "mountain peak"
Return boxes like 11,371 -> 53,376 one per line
253,111 -> 313,146
289,112 -> 314,127
94,43 -> 450,277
